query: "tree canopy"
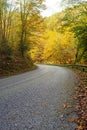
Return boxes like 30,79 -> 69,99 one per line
30,1 -> 87,64
0,0 -> 87,75
0,0 -> 45,74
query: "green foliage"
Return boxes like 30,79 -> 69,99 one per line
61,2 -> 87,63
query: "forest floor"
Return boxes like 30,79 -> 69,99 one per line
0,65 -> 37,78
67,67 -> 87,130
0,57 -> 37,78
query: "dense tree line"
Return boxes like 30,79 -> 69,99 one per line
0,0 -> 45,74
0,0 -> 87,75
30,2 -> 87,64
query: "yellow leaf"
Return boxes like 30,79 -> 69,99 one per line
63,103 -> 67,109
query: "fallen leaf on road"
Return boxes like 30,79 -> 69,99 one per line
41,103 -> 47,108
62,103 -> 67,109
67,105 -> 72,108
77,122 -> 84,130
69,117 -> 78,123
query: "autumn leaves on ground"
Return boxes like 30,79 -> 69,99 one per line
75,70 -> 87,130
0,0 -> 87,129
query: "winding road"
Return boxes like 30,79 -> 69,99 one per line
0,65 -> 77,130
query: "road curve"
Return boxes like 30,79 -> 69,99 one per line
0,65 -> 77,130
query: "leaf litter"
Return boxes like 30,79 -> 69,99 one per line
73,70 -> 87,130
57,69 -> 87,130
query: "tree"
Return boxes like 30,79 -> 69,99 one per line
0,0 -> 46,74
0,0 -> 13,68
61,2 -> 87,63
73,3 -> 87,63
15,0 -> 45,57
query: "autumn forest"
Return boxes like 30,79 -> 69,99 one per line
0,0 -> 87,75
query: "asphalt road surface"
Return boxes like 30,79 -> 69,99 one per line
0,65 -> 78,130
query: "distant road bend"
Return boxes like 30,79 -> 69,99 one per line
0,65 -> 77,130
